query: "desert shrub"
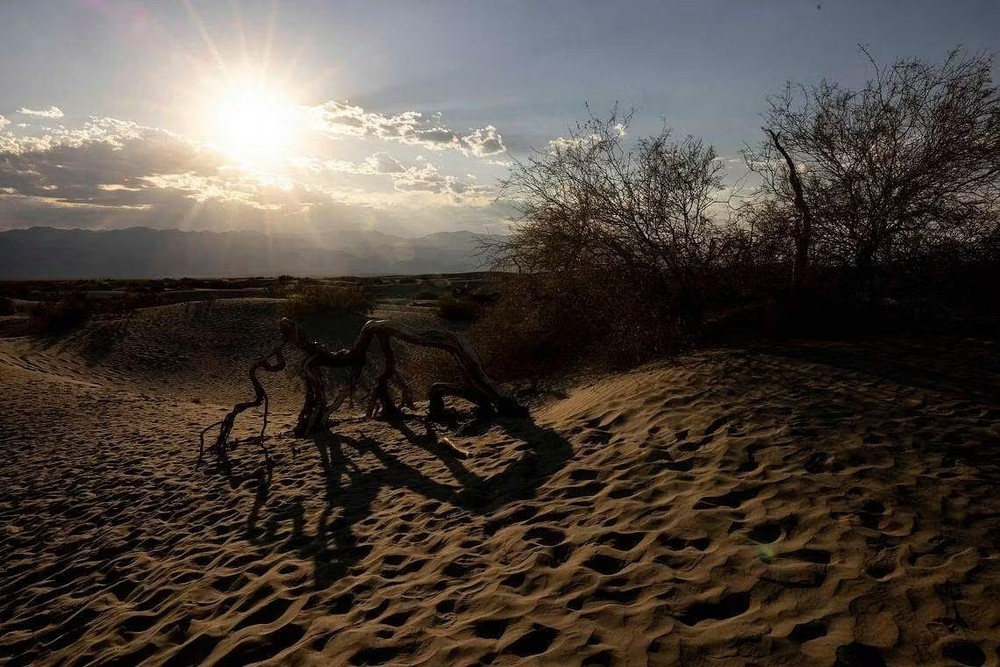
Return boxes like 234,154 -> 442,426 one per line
265,284 -> 291,299
31,292 -> 92,333
413,289 -> 439,300
282,285 -> 375,320
0,297 -> 15,316
486,106 -> 729,362
469,270 -> 679,387
437,295 -> 480,321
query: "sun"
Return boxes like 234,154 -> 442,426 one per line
209,83 -> 298,161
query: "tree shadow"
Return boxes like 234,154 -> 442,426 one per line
756,335 -> 1000,404
709,338 -> 1000,474
239,412 -> 573,590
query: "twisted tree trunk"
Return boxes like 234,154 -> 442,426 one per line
203,317 -> 527,460
767,129 -> 813,295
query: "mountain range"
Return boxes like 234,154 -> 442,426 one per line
0,227 -> 494,279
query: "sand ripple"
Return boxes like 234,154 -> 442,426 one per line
2,308 -> 999,666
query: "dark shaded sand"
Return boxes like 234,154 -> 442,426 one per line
1,300 -> 999,666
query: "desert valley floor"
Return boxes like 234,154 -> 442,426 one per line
1,299 -> 999,666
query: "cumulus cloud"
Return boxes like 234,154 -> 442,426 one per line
0,115 -> 267,227
0,117 -> 220,203
17,105 -> 65,118
365,151 -> 406,174
392,162 -> 491,200
309,101 -> 506,157
547,133 -> 604,153
289,150 -> 491,203
461,125 -> 505,157
0,115 -> 9,131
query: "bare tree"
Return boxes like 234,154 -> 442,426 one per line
490,106 -> 728,329
745,47 -> 1000,299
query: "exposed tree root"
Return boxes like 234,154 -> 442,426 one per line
202,317 -> 528,462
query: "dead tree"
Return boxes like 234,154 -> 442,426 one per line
766,128 -> 812,295
201,317 -> 528,461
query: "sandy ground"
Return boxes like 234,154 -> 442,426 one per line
1,299 -> 999,666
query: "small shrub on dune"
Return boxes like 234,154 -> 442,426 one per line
265,284 -> 291,299
437,295 -> 480,321
31,292 -> 93,334
282,285 -> 375,320
469,272 -> 672,387
0,297 -> 15,316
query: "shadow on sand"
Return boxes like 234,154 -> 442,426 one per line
231,413 -> 572,589
756,335 -> 1000,404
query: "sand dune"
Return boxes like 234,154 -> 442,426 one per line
2,301 -> 999,666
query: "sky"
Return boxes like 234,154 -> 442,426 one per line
1,0 -> 999,238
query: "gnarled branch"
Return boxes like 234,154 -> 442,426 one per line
202,317 -> 527,461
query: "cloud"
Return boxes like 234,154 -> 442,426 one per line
547,133 -> 604,153
0,117 -> 220,202
461,125 -> 506,157
17,106 -> 65,118
0,108 -> 503,233
365,151 -> 406,174
392,162 -> 491,201
289,150 -> 492,204
0,115 -> 9,131
0,116 -> 154,156
309,101 -> 506,157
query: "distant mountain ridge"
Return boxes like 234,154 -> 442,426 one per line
0,227 -> 492,279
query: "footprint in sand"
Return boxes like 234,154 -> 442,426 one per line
472,617 -> 510,640
788,547 -> 832,565
524,525 -> 567,547
676,591 -> 751,626
694,486 -> 760,510
942,639 -> 987,667
657,534 -> 711,551
564,480 -> 606,499
379,610 -> 412,627
789,618 -> 829,643
643,448 -> 696,471
834,642 -> 887,667
503,624 -> 558,657
582,426 -> 613,445
746,521 -> 785,544
500,571 -> 526,589
597,530 -> 644,552
578,577 -> 644,606
858,498 -> 889,529
583,554 -> 628,576
349,644 -> 416,666
804,451 -> 829,473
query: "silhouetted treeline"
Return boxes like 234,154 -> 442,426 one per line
475,48 -> 1000,380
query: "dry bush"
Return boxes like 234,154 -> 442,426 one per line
436,295 -> 480,321
469,271 -> 680,388
478,107 -> 732,378
491,107 -> 730,328
282,285 -> 375,320
31,293 -> 92,334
